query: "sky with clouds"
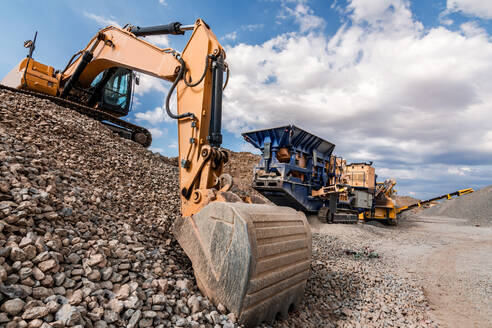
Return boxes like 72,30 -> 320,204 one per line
1,0 -> 491,198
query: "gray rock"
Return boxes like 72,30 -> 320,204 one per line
143,310 -> 157,319
32,251 -> 50,264
210,311 -> 221,325
56,304 -> 81,326
175,318 -> 188,327
103,310 -> 119,323
100,267 -> 112,280
53,272 -> 66,286
0,247 -> 12,258
0,284 -> 27,299
127,310 -> 142,328
33,287 -> 51,299
66,253 -> 81,264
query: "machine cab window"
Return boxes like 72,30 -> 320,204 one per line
90,67 -> 133,116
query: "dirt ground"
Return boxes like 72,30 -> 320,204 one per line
308,213 -> 492,328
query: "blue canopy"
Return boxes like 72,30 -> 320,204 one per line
242,125 -> 335,161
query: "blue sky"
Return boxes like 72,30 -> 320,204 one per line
1,0 -> 492,199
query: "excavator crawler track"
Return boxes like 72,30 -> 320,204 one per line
0,84 -> 152,147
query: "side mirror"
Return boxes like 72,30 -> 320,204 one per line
24,31 -> 37,58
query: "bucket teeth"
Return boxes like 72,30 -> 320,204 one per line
172,202 -> 312,328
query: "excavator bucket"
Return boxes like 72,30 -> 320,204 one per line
172,202 -> 312,327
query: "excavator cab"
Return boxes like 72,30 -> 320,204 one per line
88,67 -> 134,116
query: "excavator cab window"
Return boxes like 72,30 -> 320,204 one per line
102,68 -> 132,115
89,67 -> 133,116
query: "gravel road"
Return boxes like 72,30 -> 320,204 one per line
306,214 -> 492,328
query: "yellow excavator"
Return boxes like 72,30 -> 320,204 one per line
1,19 -> 312,327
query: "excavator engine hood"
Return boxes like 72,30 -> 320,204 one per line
173,202 -> 312,327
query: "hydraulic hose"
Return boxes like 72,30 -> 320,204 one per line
165,56 -> 196,120
165,53 -> 228,120
183,54 -> 213,87
223,63 -> 230,91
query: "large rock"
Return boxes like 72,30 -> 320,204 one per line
56,304 -> 81,326
1,298 -> 25,316
9,246 -> 27,262
0,284 -> 27,299
21,306 -> 49,320
86,254 -> 104,267
127,310 -> 141,328
38,259 -> 56,272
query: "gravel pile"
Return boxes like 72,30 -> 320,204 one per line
0,89 -> 237,328
421,185 -> 492,225
393,195 -> 420,208
223,152 -> 261,199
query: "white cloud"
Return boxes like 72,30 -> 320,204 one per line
83,12 -> 120,27
223,0 -> 492,195
135,87 -> 177,124
222,24 -> 265,43
149,147 -> 164,153
223,31 -> 238,41
149,127 -> 167,138
143,35 -> 170,48
441,18 -> 454,26
168,141 -> 178,149
447,167 -> 472,176
242,24 -> 264,32
460,21 -> 486,37
446,0 -> 492,19
240,142 -> 261,154
158,0 -> 167,5
135,105 -> 172,124
134,74 -> 168,96
278,2 -> 326,33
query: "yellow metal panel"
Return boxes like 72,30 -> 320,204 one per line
61,27 -> 181,87
1,58 -> 58,96
176,19 -> 224,217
